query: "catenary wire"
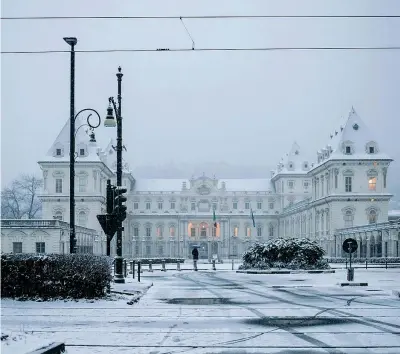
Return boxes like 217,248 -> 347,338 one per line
2,46 -> 400,55
1,15 -> 400,20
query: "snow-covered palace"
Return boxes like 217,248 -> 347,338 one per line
35,107 -> 399,259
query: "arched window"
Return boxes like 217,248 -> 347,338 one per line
233,226 -> 239,237
246,226 -> 251,237
156,225 -> 164,238
368,210 -> 377,224
78,211 -> 87,227
169,225 -> 176,237
344,210 -> 354,228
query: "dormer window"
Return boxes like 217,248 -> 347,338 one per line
56,148 -> 62,156
79,148 -> 85,156
369,146 -> 375,154
366,141 -> 378,154
345,146 -> 351,154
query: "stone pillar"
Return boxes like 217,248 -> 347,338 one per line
357,233 -> 361,258
366,232 -> 371,258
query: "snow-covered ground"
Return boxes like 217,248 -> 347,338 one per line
1,269 -> 399,353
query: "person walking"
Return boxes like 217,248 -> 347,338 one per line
192,247 -> 199,271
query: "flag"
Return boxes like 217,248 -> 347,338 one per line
213,208 -> 217,228
250,209 -> 255,227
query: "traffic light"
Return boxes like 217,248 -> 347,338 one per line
106,180 -> 115,214
114,187 -> 127,222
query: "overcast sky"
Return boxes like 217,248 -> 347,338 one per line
1,0 -> 400,188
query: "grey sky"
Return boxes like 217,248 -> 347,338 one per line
1,0 -> 400,189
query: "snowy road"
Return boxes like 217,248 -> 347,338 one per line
2,269 -> 400,354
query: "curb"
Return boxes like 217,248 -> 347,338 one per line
392,290 -> 400,298
236,269 -> 335,274
340,282 -> 368,287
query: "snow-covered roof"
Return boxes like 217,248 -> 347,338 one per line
272,142 -> 309,177
102,138 -> 131,173
218,179 -> 272,192
133,178 -> 272,192
41,114 -> 102,163
311,107 -> 392,169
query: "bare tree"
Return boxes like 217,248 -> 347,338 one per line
1,174 -> 43,219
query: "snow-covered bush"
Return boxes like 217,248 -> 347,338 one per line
130,258 -> 185,264
239,238 -> 330,270
1,253 -> 113,300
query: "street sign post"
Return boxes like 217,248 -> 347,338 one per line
342,238 -> 358,281
97,214 -> 119,256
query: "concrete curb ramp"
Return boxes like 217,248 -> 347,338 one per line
26,342 -> 65,354
236,269 -> 336,274
340,282 -> 368,287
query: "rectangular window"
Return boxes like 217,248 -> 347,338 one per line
135,245 -> 140,255
158,246 -> 164,256
36,242 -> 45,254
80,148 -> 85,156
257,227 -> 262,237
246,227 -> 251,237
158,202 -> 163,210
201,227 -> 207,237
170,227 -> 175,237
170,202 -> 175,209
345,177 -> 352,192
146,245 -> 151,256
55,178 -> 62,193
78,177 -> 86,192
345,146 -> 351,154
56,148 -> 62,156
191,202 -> 196,211
288,181 -> 294,189
212,203 -> 217,211
269,202 -> 274,210
190,227 -> 196,237
157,227 -> 163,237
133,202 -> 139,210
334,174 -> 338,189
245,202 -> 250,210
133,227 -> 139,237
145,227 -> 151,237
368,177 -> 377,191
146,202 -> 151,210
304,181 -> 309,189
233,202 -> 238,209
233,227 -> 238,237
257,202 -> 262,210
13,242 -> 22,253
369,146 -> 375,154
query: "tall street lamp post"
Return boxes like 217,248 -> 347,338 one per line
64,37 -> 101,253
104,66 -> 125,283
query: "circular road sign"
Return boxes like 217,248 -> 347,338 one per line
342,238 -> 358,254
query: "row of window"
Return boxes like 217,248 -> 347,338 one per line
344,176 -> 377,193
134,201 -> 275,211
53,211 -> 88,227
55,177 -> 87,193
13,242 -> 45,254
344,209 -> 377,227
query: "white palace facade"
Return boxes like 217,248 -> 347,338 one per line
36,107 -> 396,259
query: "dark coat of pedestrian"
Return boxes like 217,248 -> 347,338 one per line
192,247 -> 199,260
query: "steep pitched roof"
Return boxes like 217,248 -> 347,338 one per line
41,114 -> 102,162
312,107 -> 392,168
273,142 -> 310,177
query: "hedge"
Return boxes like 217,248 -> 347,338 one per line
325,257 -> 400,264
240,238 -> 330,270
1,253 -> 113,300
129,258 -> 185,264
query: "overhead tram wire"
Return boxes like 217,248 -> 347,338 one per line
2,46 -> 400,55
1,14 -> 400,20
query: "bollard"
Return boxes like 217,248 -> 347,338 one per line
231,259 -> 234,270
366,260 -> 368,269
132,261 -> 135,279
124,260 -> 127,278
149,262 -> 153,272
177,261 -> 181,271
161,260 -> 166,272
212,259 -> 216,271
347,268 -> 354,281
130,261 -> 133,274
138,262 -> 141,282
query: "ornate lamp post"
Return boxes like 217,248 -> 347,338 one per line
64,36 -> 101,253
103,66 -> 125,283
